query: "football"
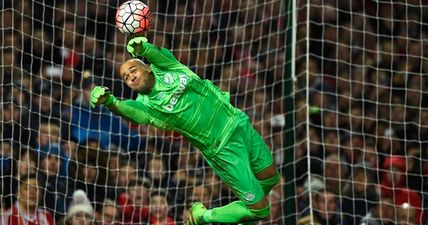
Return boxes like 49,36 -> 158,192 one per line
115,0 -> 151,35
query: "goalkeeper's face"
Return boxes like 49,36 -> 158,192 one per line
120,59 -> 154,94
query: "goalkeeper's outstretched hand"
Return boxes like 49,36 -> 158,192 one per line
126,36 -> 148,57
90,86 -> 113,108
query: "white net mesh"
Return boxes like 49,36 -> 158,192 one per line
1,0 -> 287,224
296,1 -> 428,225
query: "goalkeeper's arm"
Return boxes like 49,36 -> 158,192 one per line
126,37 -> 181,69
90,86 -> 150,124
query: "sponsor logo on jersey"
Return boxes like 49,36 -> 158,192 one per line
164,74 -> 189,111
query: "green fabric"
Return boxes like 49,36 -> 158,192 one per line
110,40 -> 246,157
188,202 -> 207,225
238,222 -> 255,225
238,221 -> 254,225
201,201 -> 270,224
90,86 -> 111,108
203,118 -> 273,205
248,204 -> 271,219
259,172 -> 280,195
104,94 -> 116,106
126,36 -> 148,57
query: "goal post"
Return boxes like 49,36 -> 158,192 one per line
283,0 -> 297,225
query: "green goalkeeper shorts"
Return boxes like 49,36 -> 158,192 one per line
204,117 -> 274,205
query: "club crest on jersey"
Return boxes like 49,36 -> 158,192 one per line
163,73 -> 173,84
164,74 -> 189,111
244,192 -> 255,201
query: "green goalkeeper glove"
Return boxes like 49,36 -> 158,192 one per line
126,36 -> 148,57
90,86 -> 115,108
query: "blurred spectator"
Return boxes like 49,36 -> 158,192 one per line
15,146 -> 37,181
80,33 -> 105,76
360,196 -> 395,225
298,188 -> 342,225
116,163 -> 139,193
49,16 -> 83,86
61,190 -> 95,225
342,167 -> 379,225
1,146 -> 35,209
380,155 -> 409,196
323,131 -> 340,156
377,127 -> 403,155
1,97 -> 32,147
0,174 -> 54,225
21,28 -> 53,74
117,178 -> 151,224
149,190 -> 176,225
9,75 -> 32,109
341,134 -> 364,165
380,155 -> 424,224
323,153 -> 348,195
84,0 -> 116,40
38,144 -> 69,219
98,199 -> 120,225
35,122 -> 70,177
356,143 -> 378,171
74,146 -> 108,212
146,155 -> 177,192
62,139 -> 79,160
1,43 -> 21,85
34,122 -> 61,149
106,151 -> 122,196
28,80 -> 62,135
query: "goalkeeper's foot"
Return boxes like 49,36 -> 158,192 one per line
186,202 -> 207,225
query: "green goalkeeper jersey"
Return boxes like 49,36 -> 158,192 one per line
109,42 -> 247,157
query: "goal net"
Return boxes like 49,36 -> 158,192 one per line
1,0 -> 287,224
296,1 -> 428,225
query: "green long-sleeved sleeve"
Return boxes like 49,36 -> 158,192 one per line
107,98 -> 151,124
137,42 -> 181,69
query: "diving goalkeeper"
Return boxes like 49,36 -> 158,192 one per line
90,37 -> 280,225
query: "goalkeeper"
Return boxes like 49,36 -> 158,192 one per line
90,37 -> 280,225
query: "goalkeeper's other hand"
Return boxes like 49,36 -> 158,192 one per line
90,86 -> 112,108
126,36 -> 148,57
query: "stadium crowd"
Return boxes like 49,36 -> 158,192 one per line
0,0 -> 427,225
